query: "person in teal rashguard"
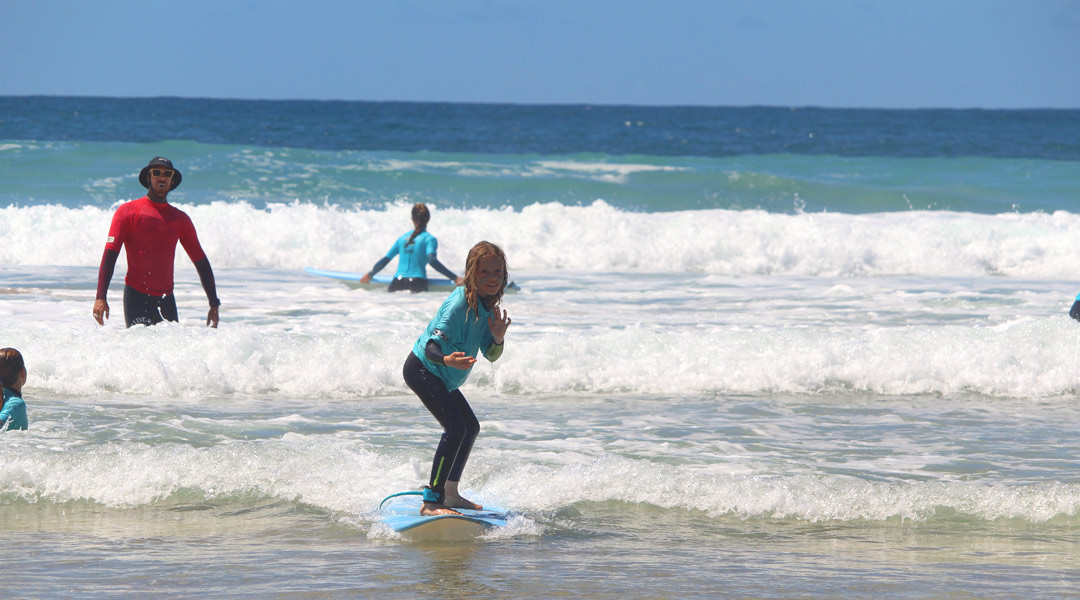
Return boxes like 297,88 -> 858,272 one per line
0,348 -> 29,431
360,203 -> 463,293
402,241 -> 512,516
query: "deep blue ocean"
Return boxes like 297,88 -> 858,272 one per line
6,96 -> 1080,159
1,97 -> 1078,599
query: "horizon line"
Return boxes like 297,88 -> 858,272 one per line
2,93 -> 1077,112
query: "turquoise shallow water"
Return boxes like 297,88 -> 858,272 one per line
2,388 -> 1077,599
3,139 -> 1080,214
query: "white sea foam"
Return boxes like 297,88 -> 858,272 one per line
2,431 -> 1076,525
3,197 -> 1079,533
487,455 -> 1080,523
5,201 -> 1080,278
531,160 -> 687,183
3,264 -> 1080,399
343,157 -> 686,184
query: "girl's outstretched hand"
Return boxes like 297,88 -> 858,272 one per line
444,351 -> 477,370
488,308 -> 511,344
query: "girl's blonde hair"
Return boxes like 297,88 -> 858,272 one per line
463,241 -> 507,320
0,348 -> 24,392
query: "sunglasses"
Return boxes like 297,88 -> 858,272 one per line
150,168 -> 175,178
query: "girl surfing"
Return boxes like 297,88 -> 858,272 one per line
402,241 -> 511,516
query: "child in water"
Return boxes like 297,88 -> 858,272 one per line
0,348 -> 29,431
360,203 -> 463,293
402,241 -> 511,516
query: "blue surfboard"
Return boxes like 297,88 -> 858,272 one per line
377,491 -> 508,541
304,267 -> 520,293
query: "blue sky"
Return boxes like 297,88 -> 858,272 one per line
2,0 -> 1077,108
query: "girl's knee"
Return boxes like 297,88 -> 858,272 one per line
444,416 -> 472,440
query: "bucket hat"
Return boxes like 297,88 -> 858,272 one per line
138,156 -> 182,189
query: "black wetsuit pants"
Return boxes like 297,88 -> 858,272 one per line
123,285 -> 179,328
402,352 -> 480,492
388,277 -> 428,293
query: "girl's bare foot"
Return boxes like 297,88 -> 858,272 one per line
444,481 -> 483,510
420,502 -> 461,516
444,495 -> 483,510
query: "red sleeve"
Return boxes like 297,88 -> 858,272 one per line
104,202 -> 132,253
176,213 -> 207,264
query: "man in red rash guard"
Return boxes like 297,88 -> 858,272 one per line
93,157 -> 221,328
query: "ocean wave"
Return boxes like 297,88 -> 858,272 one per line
492,456 -> 1080,524
6,201 -> 1080,278
2,438 -> 1075,525
6,311 -> 1080,399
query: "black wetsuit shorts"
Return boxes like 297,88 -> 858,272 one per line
388,277 -> 428,293
123,285 -> 179,327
